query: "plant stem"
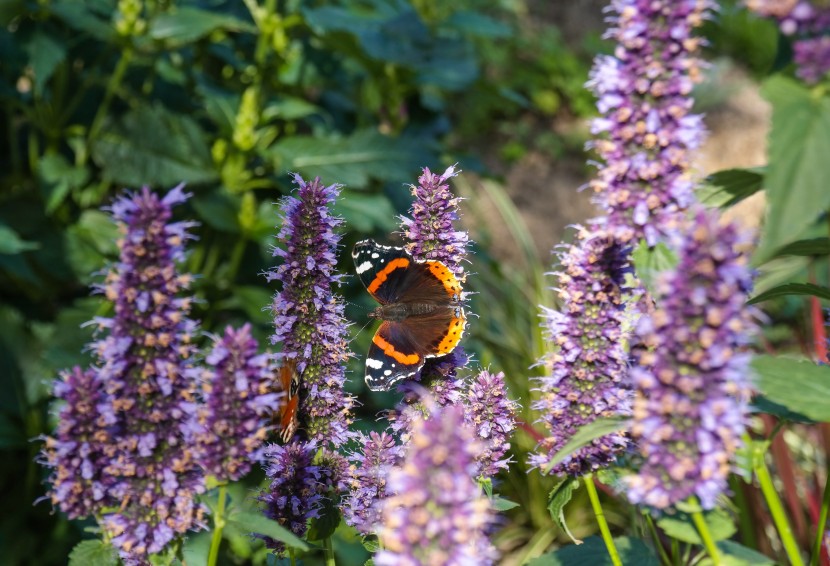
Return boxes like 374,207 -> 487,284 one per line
584,474 -> 621,566
689,503 -> 721,566
644,513 -> 672,566
207,484 -> 228,566
756,457 -> 806,566
811,477 -> 830,566
323,536 -> 336,566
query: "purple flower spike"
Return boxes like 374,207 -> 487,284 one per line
467,370 -> 518,478
41,366 -> 115,519
196,324 -> 283,482
267,174 -> 354,446
588,0 -> 714,244
530,226 -> 634,476
375,403 -> 497,566
91,186 -> 205,560
401,165 -> 469,280
343,431 -> 403,535
626,209 -> 758,510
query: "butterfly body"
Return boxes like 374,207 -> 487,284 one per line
352,239 -> 466,391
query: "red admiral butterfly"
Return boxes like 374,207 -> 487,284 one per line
352,239 -> 466,391
277,360 -> 300,443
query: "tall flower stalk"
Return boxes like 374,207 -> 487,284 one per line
92,185 -> 205,559
588,0 -> 714,245
626,209 -> 757,510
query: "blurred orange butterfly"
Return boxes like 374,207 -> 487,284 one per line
277,359 -> 300,443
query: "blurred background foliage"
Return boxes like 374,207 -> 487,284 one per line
0,0 -> 787,564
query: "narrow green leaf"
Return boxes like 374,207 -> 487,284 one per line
756,76 -> 830,260
747,282 -> 830,304
24,32 -> 66,95
752,355 -> 830,421
226,510 -> 309,550
716,540 -> 775,565
773,237 -> 830,258
543,416 -> 630,473
68,540 -> 118,566
547,477 -> 581,544
0,224 -> 39,254
149,7 -> 255,43
527,536 -> 659,566
493,496 -> 520,512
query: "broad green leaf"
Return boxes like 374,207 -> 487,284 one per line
271,129 -> 433,188
262,98 -> 321,122
37,153 -> 91,213
756,76 -> 830,261
631,241 -> 677,294
182,532 -> 211,566
65,210 -> 120,282
527,536 -> 659,566
227,510 -> 309,550
306,497 -> 340,541
50,2 -> 115,41
700,168 -> 764,208
24,32 -> 66,96
91,104 -> 217,187
716,541 -> 775,565
543,416 -> 630,473
229,286 -> 273,325
362,536 -> 380,552
191,192 -> 241,233
747,282 -> 830,304
657,507 -> 736,544
68,540 -> 118,566
0,224 -> 39,254
752,395 -> 815,423
493,496 -> 520,511
773,237 -> 830,258
335,193 -> 398,232
150,7 -> 255,43
547,477 -> 581,544
752,355 -> 830,421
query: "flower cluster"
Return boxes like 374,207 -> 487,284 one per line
342,431 -> 403,535
41,367 -> 115,519
375,403 -> 497,565
530,226 -> 634,476
195,324 -> 282,482
91,186 -> 205,558
588,0 -> 713,244
267,174 -> 354,446
746,0 -> 830,83
626,210 -> 757,509
467,370 -> 518,478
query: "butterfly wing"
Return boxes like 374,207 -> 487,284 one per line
352,239 -> 416,304
278,360 -> 300,443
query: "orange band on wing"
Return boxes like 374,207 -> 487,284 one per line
372,333 -> 420,365
437,313 -> 466,354
426,261 -> 462,298
367,257 -> 410,294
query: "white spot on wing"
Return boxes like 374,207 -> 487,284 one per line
366,358 -> 383,369
355,261 -> 373,274
371,253 -> 379,258
384,369 -> 392,376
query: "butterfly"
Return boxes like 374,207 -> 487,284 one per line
277,359 -> 300,443
352,239 -> 466,391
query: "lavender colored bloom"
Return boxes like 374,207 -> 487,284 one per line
91,186 -> 205,559
41,366 -> 116,519
626,209 -> 757,509
530,226 -> 634,476
267,174 -> 354,446
195,324 -> 282,482
343,431 -> 403,534
467,370 -> 517,478
747,1 -> 830,83
375,403 -> 497,566
588,0 -> 714,244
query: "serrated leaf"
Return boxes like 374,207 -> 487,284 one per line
543,416 -> 629,473
631,241 -> 677,294
526,536 -> 659,566
756,76 -> 830,260
306,497 -> 340,541
773,237 -> 830,258
493,496 -> 520,511
227,510 -> 309,550
0,224 -> 39,254
91,103 -> 217,187
657,508 -> 737,545
701,168 -> 764,208
362,536 -> 380,553
748,282 -> 830,304
547,477 -> 581,544
68,540 -> 118,566
149,7 -> 255,43
752,355 -> 830,421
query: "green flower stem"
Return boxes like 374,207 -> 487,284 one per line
207,484 -> 228,566
755,457 -> 805,566
289,548 -> 296,566
584,474 -> 621,566
689,503 -> 721,566
644,513 -> 672,566
86,46 -> 133,151
810,476 -> 830,566
323,536 -> 336,566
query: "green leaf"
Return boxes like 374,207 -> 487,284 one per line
306,497 -> 341,541
526,536 -> 659,566
149,7 -> 255,43
547,477 -> 581,544
361,536 -> 380,553
756,76 -> 830,260
335,193 -> 398,232
657,508 -> 736,544
191,192 -> 240,233
68,540 -> 118,566
65,211 -> 120,282
443,11 -> 512,38
631,241 -> 677,294
271,129 -> 433,188
716,541 -> 775,565
0,411 -> 25,449
543,416 -> 630,473
747,282 -> 830,304
37,153 -> 91,213
773,237 -> 830,258
50,2 -> 115,42
24,32 -> 66,96
752,355 -> 830,421
492,496 -> 520,512
229,286 -> 273,325
0,224 -> 39,254
91,103 -> 217,187
700,167 -> 764,208
226,510 -> 309,551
